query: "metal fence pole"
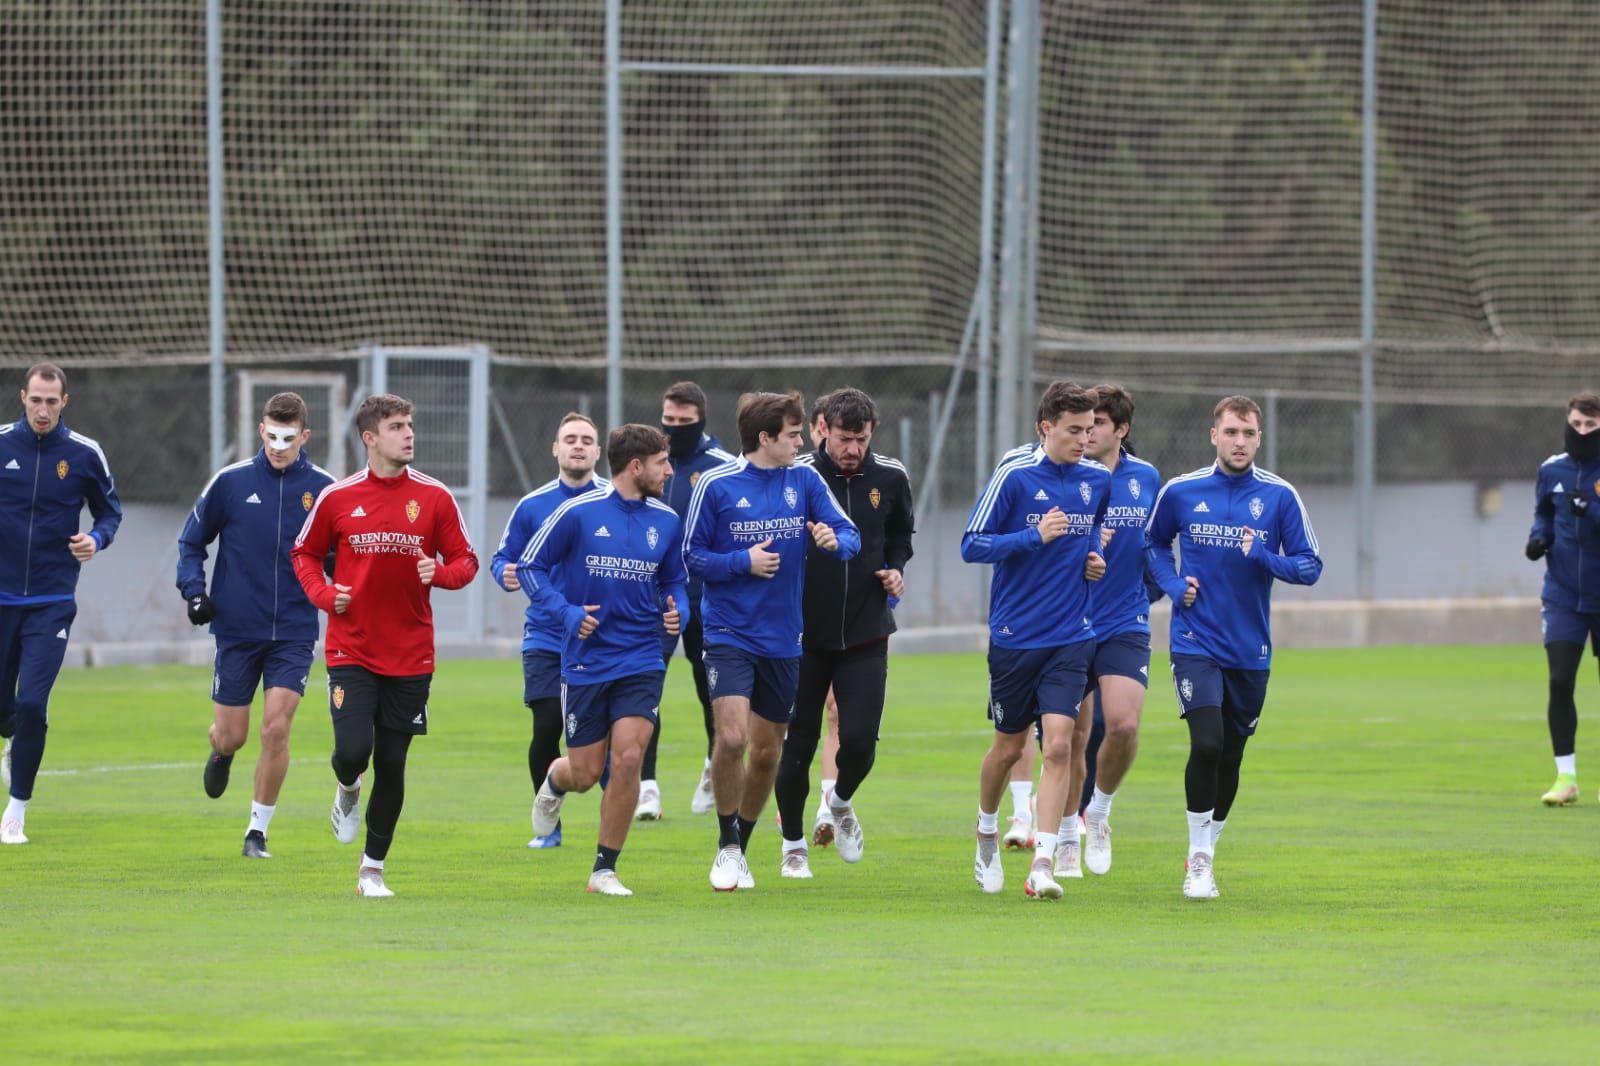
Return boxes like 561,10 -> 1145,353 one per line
604,0 -> 624,432
206,0 -> 226,472
995,0 -> 1034,461
975,0 -> 1002,495
1357,0 -> 1379,599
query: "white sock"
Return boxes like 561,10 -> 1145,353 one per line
1057,816 -> 1080,845
339,778 -> 361,795
360,853 -> 384,871
1033,832 -> 1057,865
641,778 -> 658,790
977,808 -> 999,835
1210,818 -> 1226,847
248,803 -> 276,835
3,797 -> 28,823
1009,780 -> 1032,817
782,836 -> 808,855
1187,809 -> 1214,858
1556,754 -> 1576,777
1086,786 -> 1114,823
820,777 -> 836,800
829,792 -> 853,814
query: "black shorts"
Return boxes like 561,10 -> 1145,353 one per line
1168,654 -> 1270,738
327,665 -> 433,736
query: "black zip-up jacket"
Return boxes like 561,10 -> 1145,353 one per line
797,447 -> 915,651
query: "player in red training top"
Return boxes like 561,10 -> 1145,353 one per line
292,393 -> 478,897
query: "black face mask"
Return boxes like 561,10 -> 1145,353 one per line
1566,422 -> 1600,463
662,420 -> 704,457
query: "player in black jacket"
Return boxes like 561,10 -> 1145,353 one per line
774,387 -> 915,878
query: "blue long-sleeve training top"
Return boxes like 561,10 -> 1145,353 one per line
1530,451 -> 1600,614
176,448 -> 335,642
491,475 -> 608,653
683,456 -> 861,659
1090,448 -> 1164,641
662,432 -> 736,604
961,443 -> 1111,650
518,485 -> 689,685
1144,462 -> 1323,670
0,418 -> 122,605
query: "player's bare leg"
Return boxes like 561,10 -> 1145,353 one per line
1026,714 -> 1075,900
709,694 -> 753,890
204,704 -> 250,799
975,729 -> 1027,893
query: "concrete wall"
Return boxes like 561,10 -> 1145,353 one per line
67,479 -> 1546,660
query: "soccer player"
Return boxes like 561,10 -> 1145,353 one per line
177,391 -> 334,858
684,391 -> 860,891
522,425 -> 689,896
490,412 -> 607,847
1057,383 -> 1162,879
962,381 -> 1109,900
0,363 -> 121,845
1525,391 -> 1600,806
775,387 -> 915,878
292,394 -> 479,896
1145,394 -> 1322,899
653,382 -> 734,818
804,394 -> 845,847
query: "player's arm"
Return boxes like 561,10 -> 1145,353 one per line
175,478 -> 225,600
960,473 -> 1042,562
490,503 -> 533,590
1142,485 -> 1191,603
1246,493 -> 1323,586
683,480 -> 751,583
429,491 -> 480,589
805,466 -> 860,559
882,470 -> 915,574
82,446 -> 123,552
1526,469 -> 1556,560
292,490 -> 343,613
659,520 -> 692,630
520,507 -> 590,637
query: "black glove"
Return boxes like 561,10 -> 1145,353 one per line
186,593 -> 217,626
1570,492 -> 1591,518
1525,537 -> 1550,562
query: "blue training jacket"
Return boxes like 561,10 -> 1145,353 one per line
1090,448 -> 1164,640
1530,451 -> 1600,613
0,418 -> 122,605
662,432 -> 736,603
1144,462 -> 1322,670
961,443 -> 1111,650
684,456 -> 861,659
518,485 -> 689,685
176,448 -> 335,642
490,475 -> 608,653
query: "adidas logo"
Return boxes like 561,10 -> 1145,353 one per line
999,625 -> 1012,635
736,496 -> 752,508
1193,501 -> 1210,512
594,525 -> 611,538
1034,489 -> 1049,501
1139,665 -> 1149,676
4,459 -> 17,470
351,506 -> 366,517
245,492 -> 261,504
56,628 -> 68,639
1555,482 -> 1567,493
412,712 -> 425,725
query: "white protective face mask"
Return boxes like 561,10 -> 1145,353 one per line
264,423 -> 301,453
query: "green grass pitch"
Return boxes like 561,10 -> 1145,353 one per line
7,646 -> 1599,1063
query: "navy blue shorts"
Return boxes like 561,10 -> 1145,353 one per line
703,643 -> 800,724
1541,604 -> 1600,654
1089,630 -> 1152,689
1169,654 -> 1271,737
987,640 -> 1094,735
560,672 -> 664,748
212,638 -> 315,707
522,648 -> 562,704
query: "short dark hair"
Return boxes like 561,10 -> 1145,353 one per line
1035,380 -> 1098,427
662,381 -> 708,421
24,362 -> 66,393
1213,394 -> 1263,425
355,393 -> 414,436
810,389 -> 840,426
1092,383 -> 1134,431
608,423 -> 669,474
262,391 -> 308,428
1569,392 -> 1600,419
824,387 -> 878,432
555,411 -> 598,438
737,391 -> 805,453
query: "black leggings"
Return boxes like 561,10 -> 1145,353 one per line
1546,640 -> 1584,758
642,612 -> 715,779
1184,706 -> 1251,822
331,718 -> 414,862
775,640 -> 889,841
527,696 -> 563,791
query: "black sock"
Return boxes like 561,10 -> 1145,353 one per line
594,844 -> 621,873
717,811 -> 740,849
738,814 -> 756,852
